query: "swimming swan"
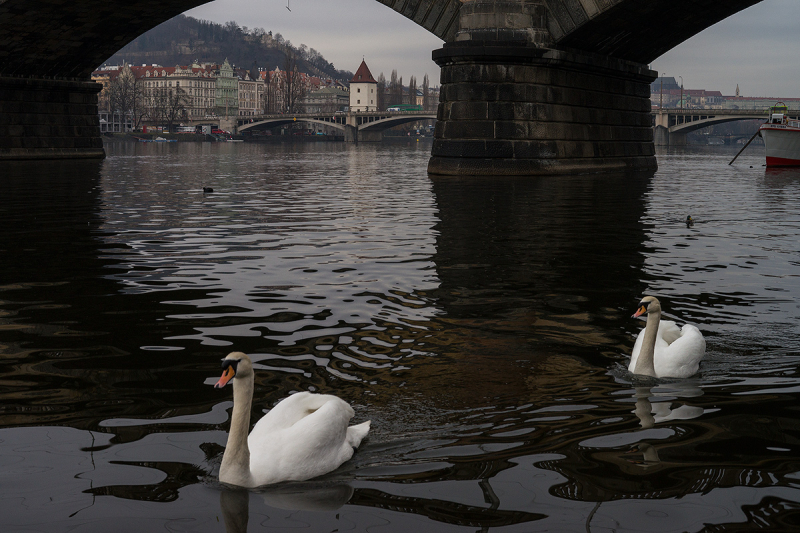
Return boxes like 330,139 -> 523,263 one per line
214,352 -> 370,487
628,296 -> 706,378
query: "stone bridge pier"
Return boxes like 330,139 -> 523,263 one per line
652,112 -> 687,146
0,77 -> 104,160
428,0 -> 657,176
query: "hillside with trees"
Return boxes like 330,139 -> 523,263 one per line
104,14 -> 353,81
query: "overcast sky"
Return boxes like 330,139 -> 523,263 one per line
187,0 -> 800,97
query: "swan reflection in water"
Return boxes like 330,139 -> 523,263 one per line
627,383 -> 709,469
220,482 -> 354,533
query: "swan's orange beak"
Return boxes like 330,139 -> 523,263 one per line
215,366 -> 235,388
632,305 -> 647,318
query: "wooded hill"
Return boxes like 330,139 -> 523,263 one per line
104,14 -> 354,81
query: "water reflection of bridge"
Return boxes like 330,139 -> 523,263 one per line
235,111 -> 437,143
653,108 -> 796,146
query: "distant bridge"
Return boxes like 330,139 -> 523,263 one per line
651,108 -> 788,145
236,111 -> 437,143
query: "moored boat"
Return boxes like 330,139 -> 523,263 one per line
759,103 -> 800,167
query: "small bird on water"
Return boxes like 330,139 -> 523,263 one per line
686,215 -> 694,228
203,187 -> 213,193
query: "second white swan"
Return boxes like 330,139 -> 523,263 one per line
214,352 -> 370,488
629,296 -> 706,378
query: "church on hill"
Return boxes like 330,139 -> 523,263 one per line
349,60 -> 378,112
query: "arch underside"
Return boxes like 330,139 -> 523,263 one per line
240,118 -> 345,132
548,0 -> 764,64
239,115 -> 436,133
374,0 -> 459,42
359,115 -> 437,131
670,116 -> 768,134
0,0 -> 458,80
0,0 -> 767,80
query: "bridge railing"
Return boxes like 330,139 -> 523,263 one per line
652,108 -> 768,117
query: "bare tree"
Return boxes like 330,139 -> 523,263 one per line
389,70 -> 399,108
148,85 -> 189,131
147,88 -> 167,129
397,76 -> 403,106
263,71 -> 278,114
422,74 -> 430,111
377,73 -> 386,111
163,86 -> 190,131
408,76 -> 417,109
107,63 -> 146,130
281,51 -> 306,113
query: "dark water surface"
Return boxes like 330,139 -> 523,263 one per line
2,141 -> 800,532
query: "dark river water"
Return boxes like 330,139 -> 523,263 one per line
2,140 -> 800,532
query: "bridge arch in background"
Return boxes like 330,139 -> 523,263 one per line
239,118 -> 346,133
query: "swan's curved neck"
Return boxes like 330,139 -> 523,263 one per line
634,310 -> 660,377
221,375 -> 253,485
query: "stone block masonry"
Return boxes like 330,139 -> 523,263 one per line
428,41 -> 658,176
0,77 -> 104,161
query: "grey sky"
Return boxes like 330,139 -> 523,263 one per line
187,0 -> 800,97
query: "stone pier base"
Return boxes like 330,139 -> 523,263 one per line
0,76 -> 104,161
344,125 -> 383,143
653,125 -> 686,146
428,42 -> 658,176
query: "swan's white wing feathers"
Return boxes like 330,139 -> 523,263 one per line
653,324 -> 706,378
630,321 -> 705,378
247,393 -> 368,486
658,320 -> 681,345
252,391 -> 353,435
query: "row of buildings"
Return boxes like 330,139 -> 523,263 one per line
650,76 -> 800,110
93,59 -> 437,133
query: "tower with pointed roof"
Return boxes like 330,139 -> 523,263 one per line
350,60 -> 378,112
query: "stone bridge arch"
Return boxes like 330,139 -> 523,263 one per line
357,114 -> 437,131
0,0 -> 463,80
239,117 -> 346,134
544,0 -> 763,64
0,0 -> 772,173
0,1 -> 766,78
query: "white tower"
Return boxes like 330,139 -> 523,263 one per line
349,60 -> 378,112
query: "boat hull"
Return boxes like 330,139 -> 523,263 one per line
760,125 -> 800,167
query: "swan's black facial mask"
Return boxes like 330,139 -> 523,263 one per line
215,359 -> 240,388
221,359 -> 240,373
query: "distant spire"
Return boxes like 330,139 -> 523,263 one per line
736,84 -> 740,97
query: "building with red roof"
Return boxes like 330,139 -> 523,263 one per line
350,60 -> 377,112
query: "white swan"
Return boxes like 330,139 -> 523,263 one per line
628,296 -> 705,378
213,352 -> 370,488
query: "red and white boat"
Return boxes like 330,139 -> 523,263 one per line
759,103 -> 800,167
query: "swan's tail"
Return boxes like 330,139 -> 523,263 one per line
346,421 -> 370,448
